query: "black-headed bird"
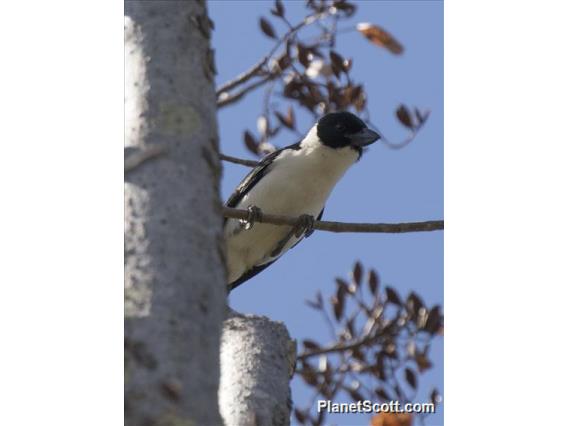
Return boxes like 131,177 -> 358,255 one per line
224,111 -> 380,291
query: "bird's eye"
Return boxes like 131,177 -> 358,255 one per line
335,123 -> 346,132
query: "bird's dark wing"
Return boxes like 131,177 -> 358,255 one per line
228,259 -> 277,292
228,206 -> 324,292
224,142 -> 301,224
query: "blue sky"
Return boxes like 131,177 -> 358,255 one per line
209,1 -> 443,424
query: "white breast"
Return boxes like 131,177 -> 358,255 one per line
225,127 -> 358,284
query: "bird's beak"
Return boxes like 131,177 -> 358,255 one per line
348,128 -> 380,147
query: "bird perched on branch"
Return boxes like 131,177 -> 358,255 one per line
224,111 -> 380,291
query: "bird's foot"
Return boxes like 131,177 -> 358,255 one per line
294,214 -> 315,238
240,205 -> 262,230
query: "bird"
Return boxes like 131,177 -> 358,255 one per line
224,111 -> 380,291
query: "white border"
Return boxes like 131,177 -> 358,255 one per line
0,2 -> 123,424
446,1 -> 568,425
1,1 -> 567,425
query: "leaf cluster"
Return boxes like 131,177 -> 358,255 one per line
294,261 -> 443,426
215,0 -> 427,155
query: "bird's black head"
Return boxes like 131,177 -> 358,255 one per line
316,111 -> 380,153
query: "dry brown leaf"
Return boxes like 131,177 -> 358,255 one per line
370,412 -> 413,426
357,23 -> 404,55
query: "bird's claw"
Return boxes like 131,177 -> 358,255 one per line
240,205 -> 262,230
294,214 -> 315,238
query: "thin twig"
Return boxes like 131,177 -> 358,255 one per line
216,58 -> 269,97
215,10 -> 330,96
366,110 -> 430,151
219,154 -> 258,167
223,206 -> 444,234
124,145 -> 166,172
298,304 -> 383,361
297,333 -> 377,361
217,76 -> 276,109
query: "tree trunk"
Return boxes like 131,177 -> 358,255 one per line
220,310 -> 296,426
124,1 -> 225,425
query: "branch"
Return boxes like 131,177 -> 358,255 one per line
217,75 -> 274,108
215,10 -> 329,96
380,120 -> 428,151
219,153 -> 258,167
216,56 -> 274,96
223,207 -> 443,234
365,109 -> 431,151
297,333 -> 376,361
298,306 -> 382,361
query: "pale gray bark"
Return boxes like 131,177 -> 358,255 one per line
124,1 -> 225,425
220,311 -> 296,426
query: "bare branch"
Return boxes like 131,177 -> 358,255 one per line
217,75 -> 274,108
366,109 -> 431,151
216,10 -> 330,96
298,333 -> 376,361
223,207 -> 443,234
216,59 -> 269,97
219,153 -> 258,167
298,304 -> 383,361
